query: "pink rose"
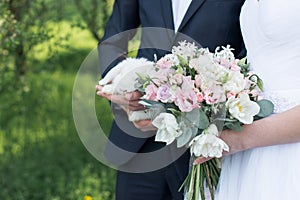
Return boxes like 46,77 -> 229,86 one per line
204,86 -> 226,104
174,76 -> 199,112
156,68 -> 176,83
157,58 -> 173,69
144,84 -> 158,100
194,75 -> 202,88
172,74 -> 183,85
175,89 -> 199,112
230,63 -> 240,71
219,58 -> 231,69
157,85 -> 174,103
174,77 -> 199,112
230,59 -> 241,71
226,91 -> 236,98
196,92 -> 204,103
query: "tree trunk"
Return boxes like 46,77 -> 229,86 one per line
15,41 -> 26,76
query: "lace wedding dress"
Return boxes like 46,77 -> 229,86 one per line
215,0 -> 300,199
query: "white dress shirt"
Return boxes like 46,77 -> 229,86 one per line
172,0 -> 192,32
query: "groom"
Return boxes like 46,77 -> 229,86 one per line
97,0 -> 245,199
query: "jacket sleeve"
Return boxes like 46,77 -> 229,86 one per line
97,0 -> 150,167
98,0 -> 140,77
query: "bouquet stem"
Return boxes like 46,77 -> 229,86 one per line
181,158 -> 220,200
195,164 -> 200,200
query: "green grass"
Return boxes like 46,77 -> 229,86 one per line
0,15 -> 116,199
0,71 -> 115,200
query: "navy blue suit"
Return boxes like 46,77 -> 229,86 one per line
98,0 -> 245,199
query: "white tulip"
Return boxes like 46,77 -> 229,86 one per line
189,124 -> 229,158
226,93 -> 260,124
153,113 -> 182,145
223,71 -> 247,94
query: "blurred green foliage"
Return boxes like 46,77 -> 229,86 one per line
0,0 -> 120,199
0,72 -> 115,200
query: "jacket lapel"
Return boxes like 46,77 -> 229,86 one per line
177,0 -> 206,32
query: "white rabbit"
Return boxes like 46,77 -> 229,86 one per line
98,58 -> 159,121
99,58 -> 155,94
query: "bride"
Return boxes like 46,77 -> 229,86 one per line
195,0 -> 300,199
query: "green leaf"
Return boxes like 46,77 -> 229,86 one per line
249,74 -> 264,91
257,99 -> 274,118
136,72 -> 147,80
176,109 -> 200,147
178,169 -> 193,192
167,108 -> 182,116
177,55 -> 189,67
237,57 -> 247,66
176,129 -> 192,148
139,99 -> 163,108
198,110 -> 210,129
238,57 -> 251,76
257,77 -> 264,92
185,108 -> 200,124
225,122 -> 243,132
220,73 -> 229,84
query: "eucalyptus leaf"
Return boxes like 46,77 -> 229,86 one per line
139,99 -> 163,107
225,122 -> 243,132
176,111 -> 200,147
257,99 -> 274,117
198,110 -> 210,129
185,108 -> 200,126
176,128 -> 192,148
148,104 -> 166,119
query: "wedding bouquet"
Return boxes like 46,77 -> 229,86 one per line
134,41 -> 274,200
98,41 -> 274,200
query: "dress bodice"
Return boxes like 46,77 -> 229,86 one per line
240,0 -> 300,112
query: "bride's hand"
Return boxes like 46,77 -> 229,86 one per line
96,85 -> 145,111
193,129 -> 246,165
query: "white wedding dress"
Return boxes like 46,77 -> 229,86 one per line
215,0 -> 300,199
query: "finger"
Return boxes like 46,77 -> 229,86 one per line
97,91 -> 129,107
133,120 -> 151,129
128,101 -> 146,111
96,89 -> 145,110
133,120 -> 157,132
96,85 -> 103,91
193,156 -> 211,165
96,90 -> 112,99
125,91 -> 143,101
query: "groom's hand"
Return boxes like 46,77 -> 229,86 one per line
96,85 -> 145,111
132,119 -> 157,132
96,85 -> 157,132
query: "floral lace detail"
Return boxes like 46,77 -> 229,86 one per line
262,91 -> 299,113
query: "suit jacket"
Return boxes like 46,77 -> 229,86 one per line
98,0 -> 245,176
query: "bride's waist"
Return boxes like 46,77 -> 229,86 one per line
262,89 -> 300,113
